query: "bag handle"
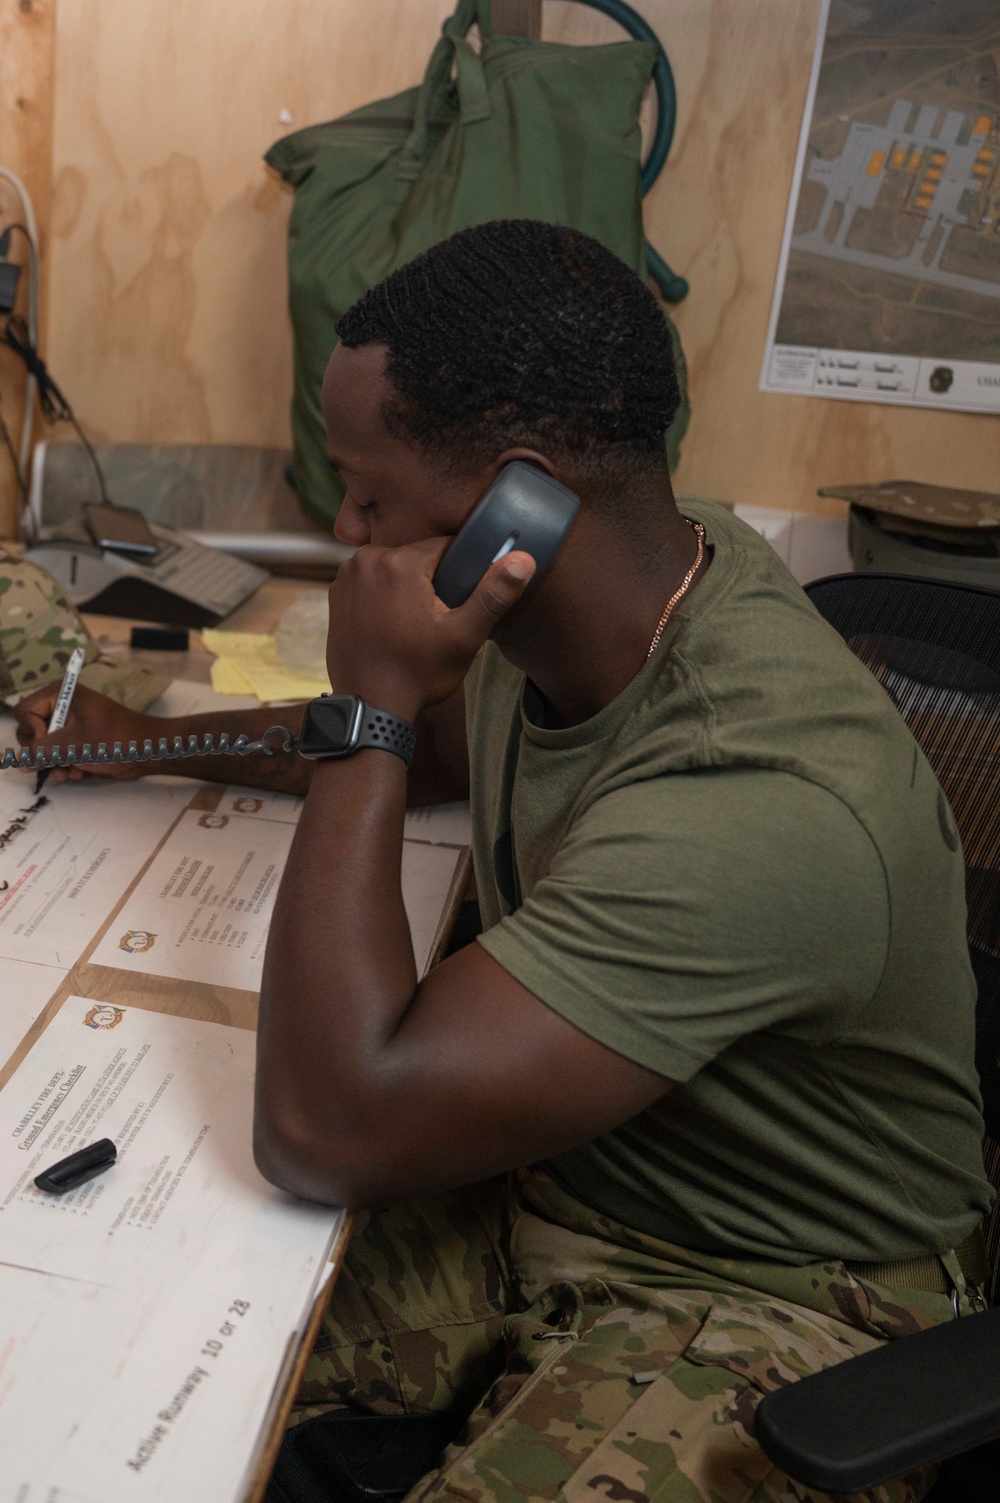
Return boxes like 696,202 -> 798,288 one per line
393,0 -> 493,193
444,0 -> 493,43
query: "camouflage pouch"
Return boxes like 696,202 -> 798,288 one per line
0,552 -> 170,711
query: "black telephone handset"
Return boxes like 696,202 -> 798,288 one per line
431,461 -> 579,609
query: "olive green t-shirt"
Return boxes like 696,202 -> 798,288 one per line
467,501 -> 991,1265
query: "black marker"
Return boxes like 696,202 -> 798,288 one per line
35,1137 -> 117,1194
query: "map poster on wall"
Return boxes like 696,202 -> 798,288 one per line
761,0 -> 1000,414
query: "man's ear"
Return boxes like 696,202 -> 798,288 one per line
489,448 -> 558,481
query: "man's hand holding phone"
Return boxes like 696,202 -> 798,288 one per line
324,535 -> 535,722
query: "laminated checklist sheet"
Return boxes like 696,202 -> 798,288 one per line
0,760 -> 471,1502
91,803 -> 467,988
0,958 -> 69,1062
0,997 -> 344,1503
0,776 -> 191,970
0,776 -> 193,1056
90,806 -> 297,991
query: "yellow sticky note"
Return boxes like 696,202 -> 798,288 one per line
210,657 -> 257,696
202,630 -> 274,660
241,666 -> 332,704
204,629 -> 330,704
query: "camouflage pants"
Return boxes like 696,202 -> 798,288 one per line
290,1169 -> 966,1502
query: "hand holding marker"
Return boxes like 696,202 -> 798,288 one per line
34,646 -> 85,795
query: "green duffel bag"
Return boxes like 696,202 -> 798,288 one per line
266,0 -> 689,530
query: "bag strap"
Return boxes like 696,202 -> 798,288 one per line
393,0 -> 493,192
444,0 -> 493,43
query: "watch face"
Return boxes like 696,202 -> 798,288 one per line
299,696 -> 362,757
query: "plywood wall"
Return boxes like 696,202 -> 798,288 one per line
41,0 -> 1000,528
0,0 -> 55,537
47,0 -> 455,461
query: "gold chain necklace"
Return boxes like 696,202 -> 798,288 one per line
646,520 -> 706,659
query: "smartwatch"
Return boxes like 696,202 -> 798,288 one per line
297,695 -> 416,767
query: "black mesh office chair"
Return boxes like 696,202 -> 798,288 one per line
756,574 -> 1000,1502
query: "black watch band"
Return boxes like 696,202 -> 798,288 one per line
355,705 -> 417,765
297,695 -> 416,767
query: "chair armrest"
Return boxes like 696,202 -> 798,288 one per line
754,1305 -> 1000,1494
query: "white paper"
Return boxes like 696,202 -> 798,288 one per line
90,806 -> 294,990
0,997 -> 341,1503
0,958 -> 67,1063
404,800 -> 472,847
216,783 -> 305,823
91,808 -> 466,988
147,678 -> 259,718
761,0 -> 1000,414
0,777 -> 191,969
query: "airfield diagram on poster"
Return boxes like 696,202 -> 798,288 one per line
762,0 -> 1000,413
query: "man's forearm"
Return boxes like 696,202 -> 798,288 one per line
254,749 -> 417,1200
138,707 -> 312,794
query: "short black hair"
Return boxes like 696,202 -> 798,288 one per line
336,220 -> 680,484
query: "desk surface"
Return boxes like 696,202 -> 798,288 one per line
87,574 -> 331,684
0,576 -> 468,1503
1,578 -> 339,1063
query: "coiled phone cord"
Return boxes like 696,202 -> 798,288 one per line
0,725 -> 299,773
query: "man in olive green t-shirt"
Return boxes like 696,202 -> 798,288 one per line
469,492 -> 989,1270
17,222 -> 991,1502
466,486 -> 980,1262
